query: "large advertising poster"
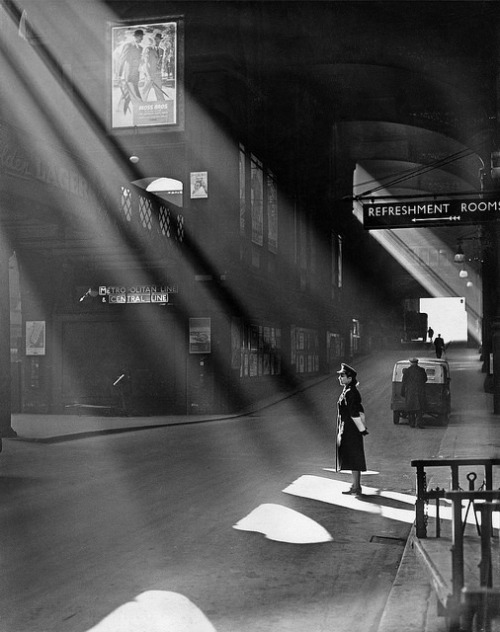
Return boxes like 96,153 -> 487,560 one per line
111,20 -> 181,129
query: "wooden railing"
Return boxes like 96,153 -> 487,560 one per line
411,458 -> 500,538
411,459 -> 500,631
444,491 -> 500,631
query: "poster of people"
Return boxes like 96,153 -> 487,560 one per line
190,171 -> 208,198
26,321 -> 46,356
111,21 -> 178,128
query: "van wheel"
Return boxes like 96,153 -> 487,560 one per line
393,411 -> 400,424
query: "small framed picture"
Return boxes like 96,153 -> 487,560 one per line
190,171 -> 208,199
26,321 -> 46,356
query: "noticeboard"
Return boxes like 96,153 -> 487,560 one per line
26,321 -> 46,356
189,318 -> 211,354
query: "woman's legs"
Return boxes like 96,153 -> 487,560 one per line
352,470 -> 361,492
342,470 -> 362,494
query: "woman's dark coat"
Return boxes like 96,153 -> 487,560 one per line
336,384 -> 367,472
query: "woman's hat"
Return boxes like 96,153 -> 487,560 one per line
337,363 -> 357,379
409,357 -> 419,364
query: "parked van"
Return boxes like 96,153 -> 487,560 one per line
391,358 -> 451,425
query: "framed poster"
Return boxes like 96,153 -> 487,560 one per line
110,18 -> 184,130
190,172 -> 208,199
189,318 -> 211,354
26,321 -> 46,356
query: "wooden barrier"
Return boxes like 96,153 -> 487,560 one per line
411,458 -> 500,631
410,458 -> 500,538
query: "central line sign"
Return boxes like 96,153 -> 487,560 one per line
362,198 -> 500,229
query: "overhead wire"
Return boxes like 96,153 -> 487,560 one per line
353,140 -> 488,198
354,147 -> 478,197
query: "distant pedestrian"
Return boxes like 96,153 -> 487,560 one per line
335,363 -> 368,496
434,334 -> 445,358
427,327 -> 434,343
401,358 -> 427,428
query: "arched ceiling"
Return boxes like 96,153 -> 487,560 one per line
238,0 -> 497,246
2,0 -> 497,261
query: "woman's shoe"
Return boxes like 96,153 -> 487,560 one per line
342,487 -> 362,495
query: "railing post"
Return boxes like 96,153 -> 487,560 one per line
477,503 -> 493,588
415,463 -> 427,538
451,464 -> 460,490
485,463 -> 493,491
450,495 -> 465,601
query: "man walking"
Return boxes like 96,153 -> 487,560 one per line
401,357 -> 428,428
434,334 -> 445,358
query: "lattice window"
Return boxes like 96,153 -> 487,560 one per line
138,196 -> 153,230
159,205 -> 171,238
177,214 -> 185,242
120,186 -> 132,222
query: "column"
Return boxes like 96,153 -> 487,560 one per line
0,248 -> 16,437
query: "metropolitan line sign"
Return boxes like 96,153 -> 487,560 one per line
362,198 -> 500,229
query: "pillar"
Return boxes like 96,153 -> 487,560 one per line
0,248 -> 16,437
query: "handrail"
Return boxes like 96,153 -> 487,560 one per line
444,491 -> 500,631
411,458 -> 500,538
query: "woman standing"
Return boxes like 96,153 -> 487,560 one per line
336,363 -> 368,496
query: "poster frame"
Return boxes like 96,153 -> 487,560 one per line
108,16 -> 185,132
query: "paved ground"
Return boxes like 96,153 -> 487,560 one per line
377,348 -> 498,632
5,345 -> 498,632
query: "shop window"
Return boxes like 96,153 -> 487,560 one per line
327,332 -> 343,370
291,326 -> 319,374
251,154 -> 264,247
239,145 -> 246,237
267,172 -> 278,254
331,231 -> 343,298
233,319 -> 282,378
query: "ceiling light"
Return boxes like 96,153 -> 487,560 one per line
454,243 -> 465,263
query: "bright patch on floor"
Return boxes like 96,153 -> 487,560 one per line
324,468 -> 380,475
85,591 -> 217,632
283,475 -> 499,529
233,503 -> 333,543
283,475 -> 416,522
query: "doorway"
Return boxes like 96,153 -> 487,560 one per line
420,297 -> 468,344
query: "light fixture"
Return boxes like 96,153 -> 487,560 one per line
459,268 -> 468,279
129,155 -> 140,164
453,230 -> 487,264
454,242 -> 465,263
466,281 -> 474,288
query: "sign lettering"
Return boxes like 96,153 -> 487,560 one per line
99,285 -> 177,305
362,198 -> 500,229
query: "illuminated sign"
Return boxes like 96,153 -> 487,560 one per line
99,285 -> 178,305
362,198 -> 500,229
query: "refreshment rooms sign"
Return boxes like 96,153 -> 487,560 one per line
362,198 -> 500,229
